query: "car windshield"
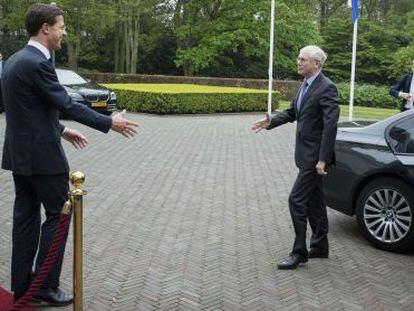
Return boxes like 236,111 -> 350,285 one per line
55,69 -> 88,85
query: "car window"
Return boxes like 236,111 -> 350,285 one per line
55,69 -> 88,85
387,116 -> 414,154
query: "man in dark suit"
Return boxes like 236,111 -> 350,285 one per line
1,3 -> 138,306
390,59 -> 414,112
252,45 -> 339,270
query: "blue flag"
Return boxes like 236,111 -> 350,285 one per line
351,0 -> 358,23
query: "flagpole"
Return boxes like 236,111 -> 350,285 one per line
349,18 -> 357,121
267,0 -> 275,115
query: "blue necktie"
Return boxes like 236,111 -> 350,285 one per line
297,81 -> 309,111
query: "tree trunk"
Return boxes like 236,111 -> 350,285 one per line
130,11 -> 139,74
114,25 -> 120,72
125,17 -> 131,73
67,42 -> 78,70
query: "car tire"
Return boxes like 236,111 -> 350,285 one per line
356,177 -> 414,252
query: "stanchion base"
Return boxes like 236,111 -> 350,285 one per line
0,287 -> 35,311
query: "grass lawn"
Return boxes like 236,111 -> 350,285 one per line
278,100 -> 398,121
103,83 -> 271,94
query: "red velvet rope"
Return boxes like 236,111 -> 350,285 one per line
8,212 -> 71,311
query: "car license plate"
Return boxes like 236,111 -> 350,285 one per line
92,102 -> 107,107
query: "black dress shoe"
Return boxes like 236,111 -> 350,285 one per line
32,287 -> 73,306
277,253 -> 308,270
309,248 -> 329,258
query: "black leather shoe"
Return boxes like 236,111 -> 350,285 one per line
32,288 -> 73,306
277,253 -> 308,270
309,248 -> 329,258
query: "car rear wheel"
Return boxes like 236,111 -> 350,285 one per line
356,177 -> 414,252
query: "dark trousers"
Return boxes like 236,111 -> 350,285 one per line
11,173 -> 70,295
288,168 -> 329,255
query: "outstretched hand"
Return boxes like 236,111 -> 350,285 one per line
111,109 -> 139,138
251,113 -> 271,133
62,128 -> 88,149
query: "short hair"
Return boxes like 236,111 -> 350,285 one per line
25,3 -> 64,37
300,45 -> 327,67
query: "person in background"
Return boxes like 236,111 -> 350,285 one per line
390,58 -> 414,112
1,3 -> 138,306
252,45 -> 339,270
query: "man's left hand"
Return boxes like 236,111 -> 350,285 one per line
62,128 -> 88,149
316,161 -> 327,175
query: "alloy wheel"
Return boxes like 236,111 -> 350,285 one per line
363,188 -> 412,243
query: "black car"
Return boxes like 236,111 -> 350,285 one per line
56,68 -> 117,116
324,110 -> 414,252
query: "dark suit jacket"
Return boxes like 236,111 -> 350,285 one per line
0,60 -> 3,112
1,45 -> 112,175
390,74 -> 413,112
267,73 -> 340,169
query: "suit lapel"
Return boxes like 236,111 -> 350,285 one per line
297,73 -> 323,117
301,73 -> 322,105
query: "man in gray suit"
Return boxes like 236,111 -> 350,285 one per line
252,45 -> 339,269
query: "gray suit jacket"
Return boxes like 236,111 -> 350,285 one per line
267,73 -> 340,169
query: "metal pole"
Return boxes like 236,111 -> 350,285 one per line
70,171 -> 87,311
349,18 -> 358,121
267,0 -> 275,115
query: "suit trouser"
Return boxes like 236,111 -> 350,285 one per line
288,168 -> 329,255
11,173 -> 70,295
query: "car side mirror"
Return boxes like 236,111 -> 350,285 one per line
85,78 -> 91,83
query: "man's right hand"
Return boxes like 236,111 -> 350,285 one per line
251,113 -> 271,133
400,92 -> 413,100
111,109 -> 139,137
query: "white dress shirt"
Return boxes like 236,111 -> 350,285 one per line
407,76 -> 414,109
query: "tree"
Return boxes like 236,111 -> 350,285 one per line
173,0 -> 320,78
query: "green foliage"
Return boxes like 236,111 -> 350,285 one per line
104,84 -> 280,114
1,0 -> 414,83
322,18 -> 406,84
174,0 -> 320,78
388,45 -> 414,81
336,83 -> 399,109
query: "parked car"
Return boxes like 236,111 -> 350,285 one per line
56,68 -> 117,116
323,110 -> 414,252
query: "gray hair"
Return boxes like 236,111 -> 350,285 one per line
300,45 -> 327,67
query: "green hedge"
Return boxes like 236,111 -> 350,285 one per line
103,84 -> 280,114
336,82 -> 399,109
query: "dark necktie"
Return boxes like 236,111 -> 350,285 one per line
296,81 -> 309,111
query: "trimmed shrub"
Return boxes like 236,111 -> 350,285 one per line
84,72 -> 298,100
336,82 -> 400,109
103,84 -> 280,114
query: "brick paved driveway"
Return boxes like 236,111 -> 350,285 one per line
0,113 -> 413,311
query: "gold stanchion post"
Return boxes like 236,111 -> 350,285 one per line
70,171 -> 87,311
